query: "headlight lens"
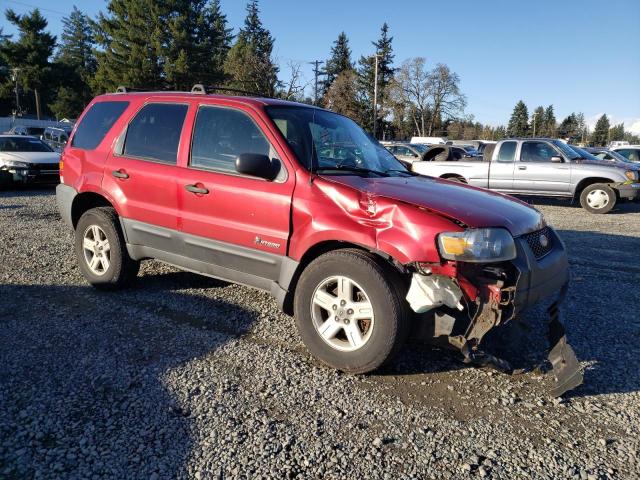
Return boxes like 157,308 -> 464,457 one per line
624,170 -> 638,181
437,228 -> 517,263
2,160 -> 29,169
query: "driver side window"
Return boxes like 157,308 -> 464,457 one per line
521,141 -> 557,162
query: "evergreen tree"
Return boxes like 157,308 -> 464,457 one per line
0,9 -> 56,116
50,6 -> 96,118
164,0 -> 232,90
323,70 -> 362,120
591,114 -> 610,146
558,113 -> 579,141
609,122 -> 625,142
543,105 -> 556,137
531,106 -> 544,137
224,0 -> 278,96
322,32 -> 352,96
357,23 -> 395,134
494,125 -> 507,140
506,100 -> 529,137
93,0 -> 167,92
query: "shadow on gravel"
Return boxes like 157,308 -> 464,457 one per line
0,281 -> 257,479
0,184 -> 57,198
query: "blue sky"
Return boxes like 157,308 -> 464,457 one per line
2,0 -> 640,132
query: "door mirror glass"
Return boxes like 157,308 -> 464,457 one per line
235,153 -> 277,180
550,155 -> 563,163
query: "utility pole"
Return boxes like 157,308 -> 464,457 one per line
309,60 -> 325,106
373,55 -> 379,139
532,111 -> 538,137
11,68 -> 20,116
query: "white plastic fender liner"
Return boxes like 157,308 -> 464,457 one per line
406,273 -> 464,313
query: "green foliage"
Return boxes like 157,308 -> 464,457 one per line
531,106 -> 544,136
0,9 -> 56,116
322,32 -> 352,96
322,70 -> 362,121
506,100 -> 529,137
542,105 -> 556,137
608,122 -> 624,142
223,0 -> 278,96
590,114 -> 610,146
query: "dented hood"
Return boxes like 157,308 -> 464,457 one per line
324,175 -> 545,237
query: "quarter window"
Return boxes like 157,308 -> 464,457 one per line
123,103 -> 188,164
190,106 -> 271,173
497,141 -> 517,162
72,101 -> 129,150
520,141 -> 557,162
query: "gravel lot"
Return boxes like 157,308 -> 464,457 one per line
1,187 -> 639,479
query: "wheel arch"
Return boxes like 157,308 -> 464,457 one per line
440,173 -> 467,183
574,177 -> 616,199
280,240 -> 405,316
71,192 -> 115,229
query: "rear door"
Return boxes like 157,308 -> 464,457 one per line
177,103 -> 294,283
513,140 -> 571,194
488,141 -> 516,190
102,102 -> 189,251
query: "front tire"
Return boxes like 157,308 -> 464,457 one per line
294,249 -> 409,374
75,207 -> 139,289
579,183 -> 616,214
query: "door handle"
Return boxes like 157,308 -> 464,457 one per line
518,166 -> 527,170
184,183 -> 209,195
112,169 -> 129,179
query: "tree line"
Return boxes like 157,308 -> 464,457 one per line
0,0 -> 637,146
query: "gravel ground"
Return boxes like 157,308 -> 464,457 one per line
1,187 -> 639,479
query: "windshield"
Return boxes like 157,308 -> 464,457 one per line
568,146 -> 601,161
410,143 -> 429,153
266,106 -> 408,176
552,140 -> 580,160
0,136 -> 54,153
607,150 -> 635,162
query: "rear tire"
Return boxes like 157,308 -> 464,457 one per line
579,183 -> 616,214
75,207 -> 139,289
294,249 -> 410,374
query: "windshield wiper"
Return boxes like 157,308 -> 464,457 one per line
384,168 -> 415,176
316,166 -> 388,177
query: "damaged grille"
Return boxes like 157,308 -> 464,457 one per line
522,226 -> 554,260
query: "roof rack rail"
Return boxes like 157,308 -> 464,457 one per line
114,85 -> 174,93
191,84 -> 266,98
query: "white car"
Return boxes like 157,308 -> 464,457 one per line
611,145 -> 640,163
0,135 -> 60,187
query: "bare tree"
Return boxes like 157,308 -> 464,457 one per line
427,63 -> 466,135
389,57 -> 432,137
278,60 -> 310,101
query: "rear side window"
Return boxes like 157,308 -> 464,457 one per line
72,101 -> 129,150
190,106 -> 270,173
123,103 -> 188,164
497,141 -> 517,162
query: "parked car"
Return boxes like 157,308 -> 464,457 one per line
7,125 -> 46,137
412,138 -> 640,214
384,142 -> 430,167
55,91 -> 581,395
583,147 -> 633,163
611,145 -> 640,163
43,126 -> 73,152
0,135 -> 60,187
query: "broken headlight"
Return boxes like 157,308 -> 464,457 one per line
437,228 -> 516,263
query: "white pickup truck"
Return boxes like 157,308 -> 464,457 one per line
411,138 -> 640,213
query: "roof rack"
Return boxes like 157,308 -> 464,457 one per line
114,84 -> 269,98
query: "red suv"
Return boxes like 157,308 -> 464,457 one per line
56,89 -> 581,395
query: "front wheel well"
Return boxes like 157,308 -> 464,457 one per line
71,192 -> 114,228
281,241 -> 405,316
441,174 -> 467,183
574,177 -> 616,199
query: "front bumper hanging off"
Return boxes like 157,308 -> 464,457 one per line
407,229 -> 583,397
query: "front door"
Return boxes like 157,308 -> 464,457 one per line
513,141 -> 571,194
177,104 -> 294,282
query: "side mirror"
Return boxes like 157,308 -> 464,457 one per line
235,153 -> 277,180
550,155 -> 563,163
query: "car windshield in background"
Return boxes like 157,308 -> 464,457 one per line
0,136 -> 54,153
266,106 -> 408,176
569,146 -> 602,161
411,144 -> 429,153
552,140 -> 581,160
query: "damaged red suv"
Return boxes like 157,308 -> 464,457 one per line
56,88 -> 582,395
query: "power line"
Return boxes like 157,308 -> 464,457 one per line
4,0 -> 67,16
